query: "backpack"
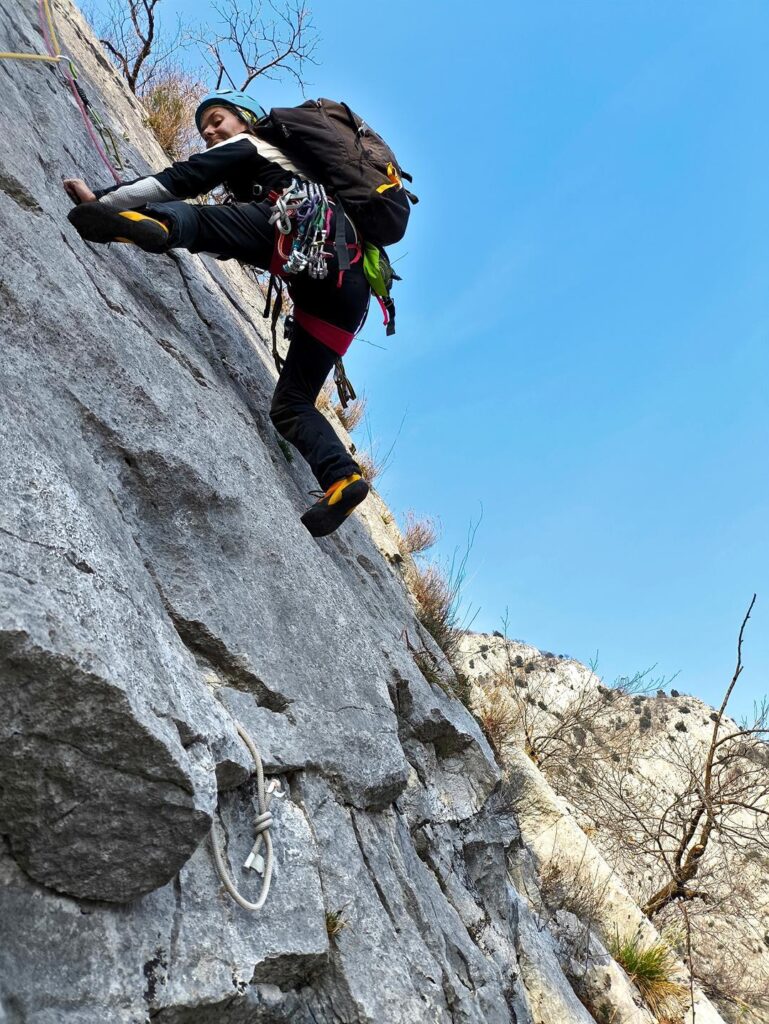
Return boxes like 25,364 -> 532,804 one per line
259,98 -> 418,248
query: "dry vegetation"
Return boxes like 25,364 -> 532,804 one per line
471,678 -> 517,757
399,511 -> 438,557
465,636 -> 652,776
325,906 -> 349,939
538,853 -> 611,927
315,380 -> 334,413
141,70 -> 204,159
607,930 -> 688,1022
335,395 -> 367,432
356,451 -> 380,485
92,0 -> 318,96
474,599 -> 769,1019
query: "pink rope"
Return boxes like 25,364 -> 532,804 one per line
37,0 -> 122,184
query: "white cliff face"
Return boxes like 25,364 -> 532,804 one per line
0,2 -> 701,1022
458,632 -> 769,1024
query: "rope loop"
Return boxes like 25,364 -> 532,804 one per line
209,719 -> 281,913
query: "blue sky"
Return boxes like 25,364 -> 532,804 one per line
90,0 -> 768,720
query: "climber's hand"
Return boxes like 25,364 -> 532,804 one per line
63,178 -> 97,204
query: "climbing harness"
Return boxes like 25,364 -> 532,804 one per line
261,182 -> 363,406
209,718 -> 282,912
0,0 -> 123,183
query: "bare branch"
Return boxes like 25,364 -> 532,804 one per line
194,0 -> 320,96
90,0 -> 191,94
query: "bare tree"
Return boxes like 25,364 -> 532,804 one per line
472,600 -> 769,1015
196,0 -> 319,92
90,0 -> 187,94
639,596 -> 768,917
90,0 -> 319,97
532,597 -> 769,922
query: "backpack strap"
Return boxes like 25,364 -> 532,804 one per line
334,201 -> 351,275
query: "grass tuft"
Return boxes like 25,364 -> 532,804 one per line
335,395 -> 367,432
472,679 -> 517,756
276,437 -> 293,463
356,451 -> 380,485
315,380 -> 335,412
409,563 -> 457,659
608,930 -> 688,1020
325,908 -> 349,939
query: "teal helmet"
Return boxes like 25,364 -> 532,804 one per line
195,90 -> 268,132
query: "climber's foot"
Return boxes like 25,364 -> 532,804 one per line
68,202 -> 170,252
301,473 -> 370,537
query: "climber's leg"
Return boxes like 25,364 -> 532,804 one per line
146,200 -> 276,264
276,208 -> 372,536
270,322 -> 361,491
68,199 -> 276,266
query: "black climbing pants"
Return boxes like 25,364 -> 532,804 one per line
148,198 -> 368,492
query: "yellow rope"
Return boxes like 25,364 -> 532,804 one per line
0,51 -> 62,63
0,0 -> 63,64
42,0 -> 62,54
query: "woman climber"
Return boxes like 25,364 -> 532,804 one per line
64,90 -> 371,539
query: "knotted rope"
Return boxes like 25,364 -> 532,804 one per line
209,719 -> 281,912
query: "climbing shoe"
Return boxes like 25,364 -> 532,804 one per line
301,473 -> 370,537
68,202 -> 169,253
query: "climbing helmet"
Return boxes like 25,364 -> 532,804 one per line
195,90 -> 268,132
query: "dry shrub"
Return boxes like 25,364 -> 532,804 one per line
539,857 -> 610,924
400,511 -> 438,557
406,515 -> 479,674
315,380 -> 335,412
472,679 -> 517,756
325,907 -> 349,939
356,451 -> 381,484
334,395 -> 367,432
140,71 -> 204,159
408,562 -> 464,666
412,647 -> 442,688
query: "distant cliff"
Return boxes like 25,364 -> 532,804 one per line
459,632 -> 769,1024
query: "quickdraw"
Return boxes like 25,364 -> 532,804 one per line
269,180 -> 333,281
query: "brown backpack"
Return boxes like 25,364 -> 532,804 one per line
260,98 -> 418,248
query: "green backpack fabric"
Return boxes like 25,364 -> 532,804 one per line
363,243 -> 400,336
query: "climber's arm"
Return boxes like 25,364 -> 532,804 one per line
73,136 -> 280,212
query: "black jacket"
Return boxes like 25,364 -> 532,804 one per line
96,134 -> 301,207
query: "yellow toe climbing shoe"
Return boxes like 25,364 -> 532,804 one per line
68,202 -> 169,253
301,473 -> 370,538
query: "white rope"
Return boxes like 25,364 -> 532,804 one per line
210,719 -> 282,912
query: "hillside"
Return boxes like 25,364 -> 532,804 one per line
459,632 -> 769,1024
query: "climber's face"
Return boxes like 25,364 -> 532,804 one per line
200,106 -> 247,148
